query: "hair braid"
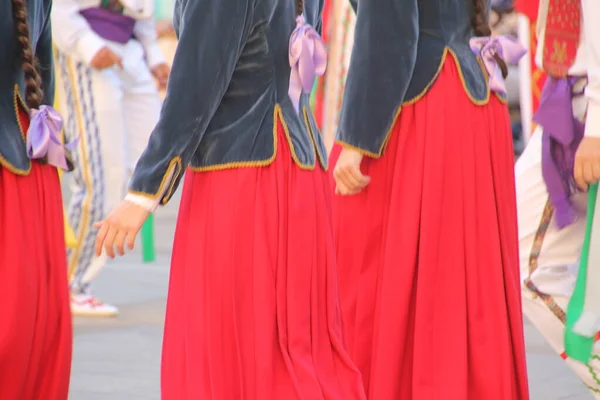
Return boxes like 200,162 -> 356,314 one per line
11,0 -> 44,110
471,0 -> 508,79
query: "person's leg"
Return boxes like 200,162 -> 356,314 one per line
55,50 -> 126,317
516,127 -> 600,395
516,127 -> 587,293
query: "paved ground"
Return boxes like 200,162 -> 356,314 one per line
69,188 -> 595,400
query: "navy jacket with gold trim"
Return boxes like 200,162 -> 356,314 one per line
128,0 -> 326,205
337,0 -> 498,157
0,0 -> 55,175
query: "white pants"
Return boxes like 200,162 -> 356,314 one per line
55,39 -> 161,293
517,125 -> 600,397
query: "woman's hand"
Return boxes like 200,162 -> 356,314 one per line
574,137 -> 600,191
151,63 -> 171,90
333,147 -> 371,195
94,201 -> 150,259
90,47 -> 123,70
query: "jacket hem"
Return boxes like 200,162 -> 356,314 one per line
0,85 -> 33,176
336,47 -> 500,159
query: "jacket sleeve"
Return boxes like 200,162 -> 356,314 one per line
37,5 -> 55,107
133,18 -> 167,68
51,0 -> 107,65
336,0 -> 418,157
127,0 -> 253,205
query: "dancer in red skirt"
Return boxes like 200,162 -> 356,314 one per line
331,0 -> 529,399
0,1 -> 73,398
94,0 -> 365,398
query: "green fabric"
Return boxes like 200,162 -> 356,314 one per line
154,0 -> 174,20
141,213 -> 156,263
309,80 -> 317,111
566,182 -> 599,363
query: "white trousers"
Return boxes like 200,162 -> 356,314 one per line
517,125 -> 600,397
55,39 -> 161,293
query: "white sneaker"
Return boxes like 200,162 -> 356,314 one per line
71,294 -> 119,317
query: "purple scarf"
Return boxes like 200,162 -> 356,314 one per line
533,76 -> 586,228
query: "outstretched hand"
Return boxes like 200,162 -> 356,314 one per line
94,200 -> 150,259
333,147 -> 370,195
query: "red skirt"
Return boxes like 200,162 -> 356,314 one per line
162,118 -> 365,399
330,57 -> 529,399
0,107 -> 72,399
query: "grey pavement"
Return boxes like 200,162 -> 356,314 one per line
69,188 -> 594,400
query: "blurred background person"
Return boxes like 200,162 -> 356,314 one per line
516,0 -> 600,396
154,0 -> 175,99
52,0 -> 170,317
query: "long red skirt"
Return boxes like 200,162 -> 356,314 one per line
162,118 -> 365,399
330,57 -> 529,399
0,107 -> 72,399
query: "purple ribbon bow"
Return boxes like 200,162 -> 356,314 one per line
288,15 -> 327,112
27,105 -> 77,170
469,35 -> 527,95
534,77 -> 586,228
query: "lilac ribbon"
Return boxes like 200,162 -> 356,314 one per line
27,105 -> 77,170
288,15 -> 327,112
534,77 -> 586,228
469,35 -> 527,95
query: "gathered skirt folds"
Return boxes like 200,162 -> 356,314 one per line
0,107 -> 72,399
329,57 -> 530,399
162,117 -> 366,399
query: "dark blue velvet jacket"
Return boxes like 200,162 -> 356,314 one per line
337,0 -> 500,157
0,0 -> 55,175
129,0 -> 326,204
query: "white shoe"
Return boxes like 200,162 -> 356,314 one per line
71,294 -> 119,317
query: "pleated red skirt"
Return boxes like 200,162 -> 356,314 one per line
330,57 -> 529,399
0,107 -> 72,399
162,117 -> 365,399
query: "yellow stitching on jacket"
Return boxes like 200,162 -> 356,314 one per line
0,85 -> 32,175
336,46 -> 498,158
279,105 -> 315,170
188,104 -> 281,172
303,106 -> 327,171
128,156 -> 183,201
161,158 -> 183,204
188,103 -> 319,173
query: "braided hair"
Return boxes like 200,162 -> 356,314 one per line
471,0 -> 508,79
11,0 -> 44,109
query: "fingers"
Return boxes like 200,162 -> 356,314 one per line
583,162 -> 595,188
347,164 -> 371,187
112,54 -> 123,69
594,162 -> 600,183
334,162 -> 370,196
95,222 -> 140,258
103,225 -> 119,259
334,166 -> 370,195
126,230 -> 137,250
574,159 -> 600,191
94,222 -> 109,257
114,230 -> 127,257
